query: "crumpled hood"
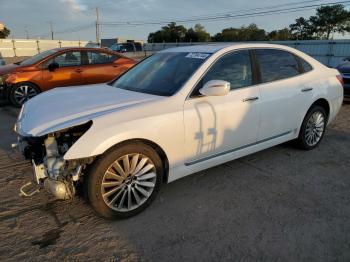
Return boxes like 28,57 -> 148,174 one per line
18,84 -> 160,136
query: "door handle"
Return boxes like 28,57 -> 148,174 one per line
301,87 -> 313,92
243,96 -> 259,102
75,68 -> 83,73
113,65 -> 119,68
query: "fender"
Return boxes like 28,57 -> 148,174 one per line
63,110 -> 185,169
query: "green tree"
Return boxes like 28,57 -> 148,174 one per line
289,17 -> 315,40
184,24 -> 210,42
211,27 -> 239,41
290,5 -> 350,40
193,24 -> 210,42
310,4 -> 350,39
148,22 -> 187,43
238,24 -> 267,41
268,28 -> 292,41
0,27 -> 10,39
211,24 -> 266,42
184,28 -> 197,42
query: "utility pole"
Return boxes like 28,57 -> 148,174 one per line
24,25 -> 29,39
95,7 -> 100,44
49,21 -> 54,40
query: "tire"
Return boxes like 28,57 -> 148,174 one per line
296,105 -> 327,150
9,82 -> 40,107
87,141 -> 163,219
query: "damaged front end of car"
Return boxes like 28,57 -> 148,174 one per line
15,121 -> 94,200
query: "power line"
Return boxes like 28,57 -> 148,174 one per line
39,0 -> 325,37
101,1 -> 350,26
31,0 -> 350,38
107,0 -> 325,25
52,24 -> 94,34
100,0 -> 350,26
34,23 -> 94,38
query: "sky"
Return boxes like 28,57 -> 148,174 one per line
0,0 -> 349,41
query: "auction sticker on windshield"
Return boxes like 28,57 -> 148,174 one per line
185,53 -> 210,59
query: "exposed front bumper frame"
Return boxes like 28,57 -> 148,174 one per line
32,160 -> 47,184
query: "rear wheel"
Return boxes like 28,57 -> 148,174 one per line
9,82 -> 40,107
296,105 -> 327,150
87,142 -> 163,219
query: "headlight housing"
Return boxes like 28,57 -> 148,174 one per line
0,74 -> 10,87
0,74 -> 8,83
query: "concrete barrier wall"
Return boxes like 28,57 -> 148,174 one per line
0,39 -> 88,57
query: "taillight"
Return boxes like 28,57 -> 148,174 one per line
336,75 -> 344,86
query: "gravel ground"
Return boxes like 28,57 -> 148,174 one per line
0,102 -> 349,262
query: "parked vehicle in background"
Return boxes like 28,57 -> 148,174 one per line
337,57 -> 350,99
0,54 -> 5,96
109,43 -> 128,53
109,42 -> 143,53
0,52 -> 5,66
0,47 -> 136,107
15,43 -> 343,219
85,42 -> 101,48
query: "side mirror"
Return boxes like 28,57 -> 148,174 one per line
48,62 -> 59,72
199,80 -> 230,96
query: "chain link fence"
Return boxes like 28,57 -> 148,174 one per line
144,40 -> 350,67
1,39 -> 349,68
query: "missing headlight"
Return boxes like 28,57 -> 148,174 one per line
54,121 -> 93,155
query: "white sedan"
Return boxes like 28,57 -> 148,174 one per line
15,43 -> 343,219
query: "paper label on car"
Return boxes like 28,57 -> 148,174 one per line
185,53 -> 210,59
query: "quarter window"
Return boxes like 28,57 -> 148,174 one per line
300,58 -> 313,73
201,50 -> 252,90
87,51 -> 118,64
255,49 -> 300,83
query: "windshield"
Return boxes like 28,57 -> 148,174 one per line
19,49 -> 58,66
111,52 -> 210,96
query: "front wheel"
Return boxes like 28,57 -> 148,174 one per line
87,142 -> 163,219
9,82 -> 40,107
296,105 -> 327,150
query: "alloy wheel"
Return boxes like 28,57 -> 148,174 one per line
101,153 -> 157,212
305,111 -> 325,147
13,85 -> 38,105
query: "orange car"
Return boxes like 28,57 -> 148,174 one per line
0,47 -> 136,107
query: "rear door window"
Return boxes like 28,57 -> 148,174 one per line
87,51 -> 118,65
255,49 -> 300,83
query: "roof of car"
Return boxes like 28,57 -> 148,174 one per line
53,47 -> 105,51
36,47 -> 133,61
159,43 -> 290,54
159,44 -> 234,53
